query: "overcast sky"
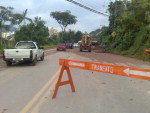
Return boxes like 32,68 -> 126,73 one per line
0,0 -> 113,33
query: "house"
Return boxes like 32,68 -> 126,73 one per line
2,31 -> 15,40
48,27 -> 58,37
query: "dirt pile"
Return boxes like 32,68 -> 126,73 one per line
92,46 -> 104,53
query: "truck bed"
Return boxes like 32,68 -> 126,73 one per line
4,49 -> 31,59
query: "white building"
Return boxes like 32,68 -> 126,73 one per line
1,31 -> 15,40
48,27 -> 58,37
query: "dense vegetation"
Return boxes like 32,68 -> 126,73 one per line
0,6 -> 34,53
90,0 -> 150,60
62,30 -> 82,43
15,17 -> 49,45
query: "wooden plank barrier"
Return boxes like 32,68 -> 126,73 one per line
142,49 -> 150,60
52,59 -> 150,99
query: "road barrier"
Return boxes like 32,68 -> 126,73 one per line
52,59 -> 150,99
142,49 -> 150,60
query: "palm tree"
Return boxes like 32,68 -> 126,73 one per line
11,13 -> 24,28
22,9 -> 32,25
0,6 -> 13,46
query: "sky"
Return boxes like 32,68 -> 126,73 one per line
0,0 -> 113,33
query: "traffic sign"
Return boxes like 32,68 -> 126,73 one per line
52,59 -> 150,98
59,59 -> 150,80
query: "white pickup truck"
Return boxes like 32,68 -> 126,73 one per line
3,41 -> 44,66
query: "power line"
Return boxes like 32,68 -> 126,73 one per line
66,0 -> 108,16
76,0 -> 103,11
81,0 -> 106,9
66,0 -> 109,16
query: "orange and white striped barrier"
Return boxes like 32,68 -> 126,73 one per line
52,59 -> 150,98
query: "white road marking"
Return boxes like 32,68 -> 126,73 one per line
124,68 -> 150,77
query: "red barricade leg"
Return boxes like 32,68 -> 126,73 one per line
52,66 -> 75,99
66,66 -> 75,92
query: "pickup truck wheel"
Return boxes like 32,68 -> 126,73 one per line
40,53 -> 44,61
6,61 -> 12,66
31,56 -> 37,66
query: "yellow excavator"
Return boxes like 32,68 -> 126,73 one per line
79,34 -> 92,52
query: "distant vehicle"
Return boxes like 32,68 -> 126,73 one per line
73,43 -> 79,48
57,43 -> 66,51
91,41 -> 99,46
66,43 -> 73,49
3,41 -> 44,66
79,34 -> 92,52
78,41 -> 81,45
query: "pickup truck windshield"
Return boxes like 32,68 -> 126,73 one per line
16,42 -> 36,49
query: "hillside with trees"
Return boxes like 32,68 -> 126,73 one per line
90,0 -> 150,60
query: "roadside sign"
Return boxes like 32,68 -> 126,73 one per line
52,59 -> 150,99
60,59 -> 150,80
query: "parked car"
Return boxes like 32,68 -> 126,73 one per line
73,43 -> 79,48
66,43 -> 73,49
57,43 -> 66,51
3,41 -> 44,66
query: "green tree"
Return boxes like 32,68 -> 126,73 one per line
74,31 -> 82,42
15,17 -> 49,45
108,1 -> 126,31
59,30 -> 82,43
0,6 -> 13,46
11,9 -> 32,28
22,9 -> 32,25
11,13 -> 24,28
50,11 -> 77,41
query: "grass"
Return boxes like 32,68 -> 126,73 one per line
42,44 -> 56,49
109,48 -> 150,62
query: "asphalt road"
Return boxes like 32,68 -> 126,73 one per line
0,50 -> 150,113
